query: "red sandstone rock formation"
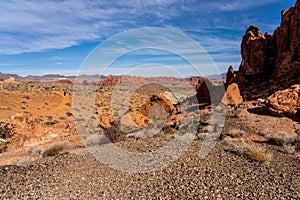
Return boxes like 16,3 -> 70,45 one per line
137,93 -> 181,127
228,0 -> 300,99
195,78 -> 212,105
222,83 -> 243,106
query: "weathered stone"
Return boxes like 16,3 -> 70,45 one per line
263,84 -> 300,116
195,78 -> 212,105
99,115 -> 115,129
225,65 -> 237,89
222,83 -> 243,106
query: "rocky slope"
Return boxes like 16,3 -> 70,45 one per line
229,0 -> 300,99
0,140 -> 299,199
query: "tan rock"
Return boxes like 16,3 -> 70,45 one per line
222,83 -> 243,106
263,84 -> 300,116
99,115 -> 115,129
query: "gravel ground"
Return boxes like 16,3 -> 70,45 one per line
0,139 -> 299,199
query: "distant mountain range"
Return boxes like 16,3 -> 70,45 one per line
0,72 -> 226,82
0,72 -> 105,82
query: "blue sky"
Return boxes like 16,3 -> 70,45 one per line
0,0 -> 296,77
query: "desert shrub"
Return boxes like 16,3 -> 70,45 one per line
42,142 -> 70,157
162,125 -> 175,135
0,121 -> 15,139
84,134 -> 109,146
12,156 -> 34,167
27,144 -> 43,158
44,120 -> 59,126
104,125 -> 126,143
229,141 -> 272,164
59,116 -> 66,120
66,112 -> 73,117
265,132 -> 299,146
0,141 -> 9,153
246,146 -> 272,163
47,115 -> 53,121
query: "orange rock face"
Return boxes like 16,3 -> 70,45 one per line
222,83 -> 243,106
138,93 -> 181,126
99,115 -> 115,129
231,0 -> 300,99
263,84 -> 300,116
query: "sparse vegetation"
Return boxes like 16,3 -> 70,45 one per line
66,112 -> 73,117
44,120 -> 59,126
84,134 -> 109,146
264,132 -> 299,146
47,115 -> 53,120
12,156 -> 35,167
104,125 -> 126,143
246,146 -> 272,163
0,121 -> 15,139
42,142 -> 70,157
228,141 -> 272,164
27,144 -> 44,158
162,125 -> 175,135
0,141 -> 9,153
23,95 -> 30,99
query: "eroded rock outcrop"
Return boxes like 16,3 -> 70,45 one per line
195,78 -> 212,105
99,115 -> 115,129
222,83 -> 243,106
263,84 -> 300,116
137,92 -> 181,127
229,0 -> 300,99
225,65 -> 237,89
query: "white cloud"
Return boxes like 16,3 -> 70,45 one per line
0,0 -> 187,54
0,0 -> 286,55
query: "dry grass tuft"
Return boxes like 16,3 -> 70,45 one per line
246,146 -> 272,163
12,156 -> 35,167
104,125 -> 126,143
229,141 -> 272,164
264,132 -> 299,146
42,141 -> 70,157
84,134 -> 109,146
27,144 -> 44,158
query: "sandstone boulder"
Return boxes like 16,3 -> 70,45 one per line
99,115 -> 115,129
263,84 -> 300,116
222,83 -> 243,106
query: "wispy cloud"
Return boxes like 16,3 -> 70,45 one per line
0,0 -> 287,55
0,0 -> 185,54
0,0 -> 295,76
